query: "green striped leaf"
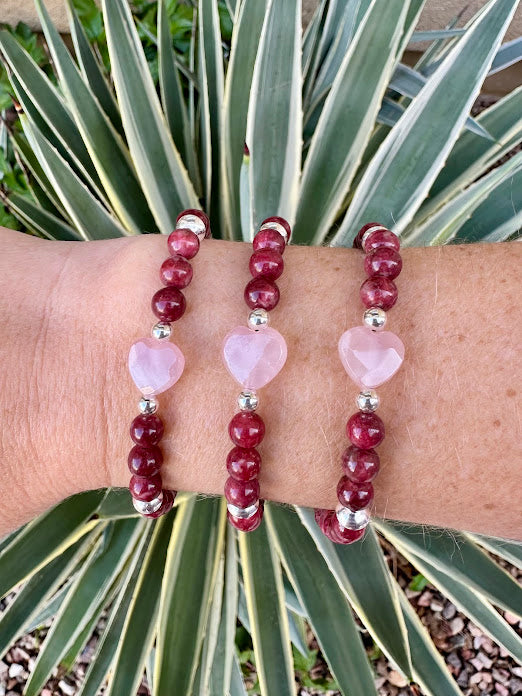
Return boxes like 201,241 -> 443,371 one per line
6,192 -> 80,241
473,534 -> 522,569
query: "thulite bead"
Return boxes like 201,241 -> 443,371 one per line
224,476 -> 260,507
130,413 -> 164,446
360,276 -> 398,310
151,287 -> 186,322
159,255 -> 193,288
341,445 -> 380,483
144,489 -> 176,518
229,411 -> 265,448
249,249 -> 284,281
253,228 -> 286,255
129,473 -> 163,501
353,222 -> 383,249
226,447 -> 261,481
364,247 -> 402,280
314,508 -> 332,532
167,228 -> 200,259
244,277 -> 280,311
331,516 -> 366,544
337,476 -> 374,511
347,411 -> 385,449
227,502 -> 264,531
363,227 -> 400,253
128,444 -> 163,477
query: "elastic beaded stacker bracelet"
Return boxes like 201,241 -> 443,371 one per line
315,223 -> 404,544
222,217 -> 291,532
127,209 -> 210,517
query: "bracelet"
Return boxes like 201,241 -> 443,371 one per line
315,223 -> 404,544
127,209 -> 210,517
222,217 -> 291,532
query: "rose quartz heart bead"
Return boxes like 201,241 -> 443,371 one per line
338,326 -> 404,389
129,337 -> 185,395
222,326 -> 287,390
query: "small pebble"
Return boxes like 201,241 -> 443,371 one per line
388,670 -> 408,687
494,683 -> 509,696
58,679 -> 76,696
7,664 -> 23,679
450,617 -> 465,635
442,603 -> 457,620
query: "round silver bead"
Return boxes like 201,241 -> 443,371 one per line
356,389 -> 380,413
227,500 -> 259,519
336,505 -> 370,531
259,221 -> 288,243
238,390 -> 259,412
247,308 -> 269,330
139,396 -> 158,414
133,491 -> 164,516
363,307 -> 387,331
361,224 -> 389,251
152,322 -> 172,340
177,213 -> 206,240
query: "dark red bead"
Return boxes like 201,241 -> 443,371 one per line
151,286 -> 186,322
341,445 -> 380,483
347,412 -> 385,449
143,489 -> 176,518
331,517 -> 366,545
364,247 -> 402,280
224,476 -> 260,507
226,447 -> 261,481
228,501 -> 264,532
360,276 -> 398,310
130,413 -> 164,446
229,412 -> 265,448
175,209 -> 210,238
167,228 -> 200,259
353,222 -> 383,249
261,216 -> 291,242
128,444 -> 163,477
249,249 -> 284,281
337,476 -> 374,511
253,228 -> 286,255
363,228 -> 400,253
129,473 -> 163,501
314,508 -> 332,533
159,255 -> 193,288
244,277 -> 280,311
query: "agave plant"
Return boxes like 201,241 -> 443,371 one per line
0,0 -> 521,694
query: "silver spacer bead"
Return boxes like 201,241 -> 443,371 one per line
177,213 -> 206,240
238,390 -> 259,411
247,308 -> 269,330
363,307 -> 387,331
356,390 -> 380,413
336,505 -> 370,531
139,396 -> 158,414
133,491 -> 164,516
227,500 -> 260,519
259,221 -> 288,243
361,224 -> 389,251
152,322 -> 172,340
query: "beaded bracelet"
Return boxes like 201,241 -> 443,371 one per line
222,217 -> 291,532
127,209 -> 210,517
315,223 -> 404,544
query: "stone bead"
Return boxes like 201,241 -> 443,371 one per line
229,411 -> 265,448
226,446 -> 261,481
143,489 -> 176,518
363,227 -> 400,253
227,501 -> 264,532
337,476 -> 374,511
222,326 -> 287,390
330,517 -> 366,544
224,476 -> 260,508
364,247 -> 402,280
338,326 -> 404,389
244,277 -> 280,311
346,411 -> 385,449
253,228 -> 286,255
128,444 -> 163,477
260,216 -> 291,243
314,508 -> 332,532
151,287 -> 186,322
130,413 -> 164,446
249,249 -> 284,281
129,338 -> 185,395
360,276 -> 398,310
167,228 -> 200,259
353,222 -> 384,249
129,473 -> 163,501
133,492 -> 163,515
159,255 -> 193,288
176,209 -> 210,238
341,445 -> 380,483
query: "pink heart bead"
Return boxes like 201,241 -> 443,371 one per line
338,326 -> 404,389
128,337 -> 185,395
222,326 -> 287,390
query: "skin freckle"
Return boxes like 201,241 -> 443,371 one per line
493,419 -> 501,427
458,334 -> 465,342
506,388 -> 516,397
